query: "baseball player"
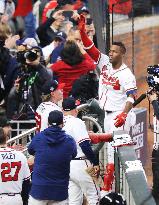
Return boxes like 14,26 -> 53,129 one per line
35,79 -> 65,132
0,127 -> 31,205
62,97 -> 100,205
78,15 -> 137,192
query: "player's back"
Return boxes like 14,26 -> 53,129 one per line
63,115 -> 90,158
0,147 -> 30,194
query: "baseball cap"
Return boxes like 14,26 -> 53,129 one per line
48,110 -> 63,126
79,6 -> 89,14
16,38 -> 38,48
54,31 -> 67,42
42,80 -> 65,95
0,116 -> 10,127
62,97 -> 77,111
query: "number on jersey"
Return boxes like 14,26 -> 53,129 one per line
1,161 -> 21,182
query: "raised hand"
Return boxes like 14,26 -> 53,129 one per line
77,14 -> 86,32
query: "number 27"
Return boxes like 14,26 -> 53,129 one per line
1,161 -> 21,182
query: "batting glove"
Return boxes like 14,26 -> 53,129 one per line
114,112 -> 127,128
77,14 -> 86,32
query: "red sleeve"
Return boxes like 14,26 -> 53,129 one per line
82,53 -> 96,71
80,30 -> 101,63
50,62 -> 60,73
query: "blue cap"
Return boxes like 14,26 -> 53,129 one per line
42,80 -> 65,95
54,31 -> 67,42
48,110 -> 63,126
62,97 -> 77,111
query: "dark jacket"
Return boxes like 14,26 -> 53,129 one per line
19,63 -> 52,109
28,126 -> 77,201
36,17 -> 57,47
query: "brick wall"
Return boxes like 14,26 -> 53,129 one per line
112,15 -> 159,80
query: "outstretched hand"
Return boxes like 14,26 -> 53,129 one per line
77,14 -> 86,32
114,112 -> 127,128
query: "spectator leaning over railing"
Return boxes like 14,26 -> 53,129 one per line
77,14 -> 137,193
50,39 -> 96,98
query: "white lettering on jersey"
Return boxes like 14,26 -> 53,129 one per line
1,153 -> 15,160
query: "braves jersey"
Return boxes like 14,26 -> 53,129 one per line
0,147 -> 30,194
97,53 -> 137,111
63,115 -> 90,158
35,101 -> 61,132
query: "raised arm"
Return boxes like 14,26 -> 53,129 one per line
77,14 -> 100,63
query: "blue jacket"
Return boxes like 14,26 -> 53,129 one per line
28,126 -> 77,201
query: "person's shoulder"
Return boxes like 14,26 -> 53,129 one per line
119,64 -> 135,75
98,53 -> 109,64
31,132 -> 43,143
73,117 -> 86,127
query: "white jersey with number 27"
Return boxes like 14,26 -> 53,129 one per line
0,147 -> 30,194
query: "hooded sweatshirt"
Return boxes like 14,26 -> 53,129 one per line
28,126 -> 77,201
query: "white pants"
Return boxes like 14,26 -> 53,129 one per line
69,160 -> 100,205
104,110 -> 136,163
0,194 -> 23,205
28,195 -> 68,205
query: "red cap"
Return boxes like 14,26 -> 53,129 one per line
57,83 -> 65,90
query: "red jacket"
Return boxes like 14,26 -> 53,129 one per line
50,53 -> 96,98
14,0 -> 32,17
109,0 -> 132,15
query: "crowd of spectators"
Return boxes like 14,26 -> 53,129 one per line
0,0 -> 98,121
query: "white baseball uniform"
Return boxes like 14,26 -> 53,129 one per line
35,101 -> 61,132
97,53 -> 137,162
63,115 -> 100,205
0,147 -> 31,205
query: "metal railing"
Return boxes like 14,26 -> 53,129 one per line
7,126 -> 36,157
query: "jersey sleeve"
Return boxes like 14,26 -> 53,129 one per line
121,69 -> 137,96
97,53 -> 110,71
